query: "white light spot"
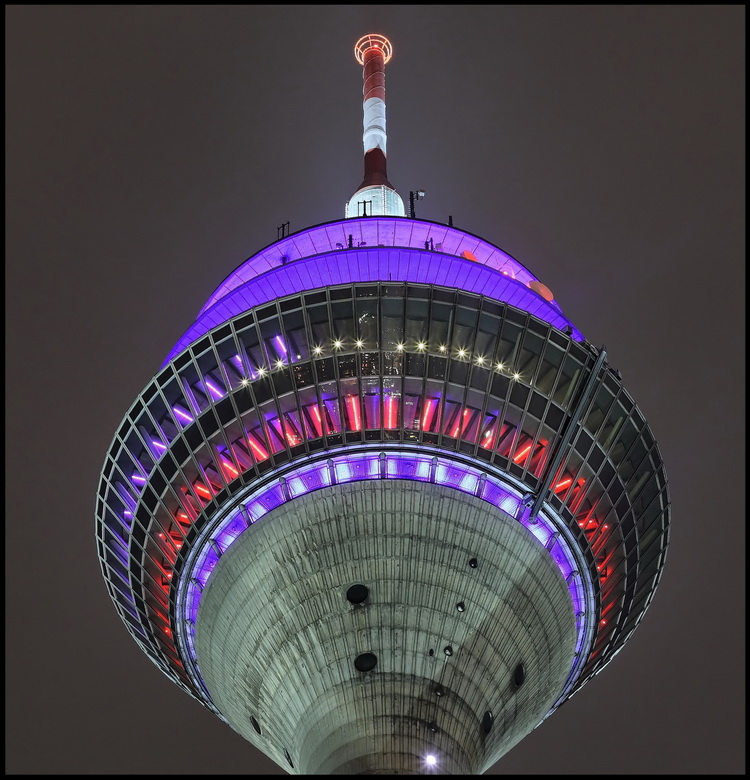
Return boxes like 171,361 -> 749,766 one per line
424,754 -> 438,767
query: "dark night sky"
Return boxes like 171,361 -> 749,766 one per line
6,5 -> 745,775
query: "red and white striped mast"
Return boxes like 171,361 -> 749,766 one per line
346,34 -> 405,218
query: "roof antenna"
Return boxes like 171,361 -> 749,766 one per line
408,190 -> 426,219
345,35 -> 406,218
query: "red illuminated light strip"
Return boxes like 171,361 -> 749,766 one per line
311,405 -> 325,436
450,409 -> 470,438
246,435 -> 269,462
385,396 -> 398,429
421,398 -> 436,431
346,396 -> 362,431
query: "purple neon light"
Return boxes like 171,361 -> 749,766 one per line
274,335 -> 288,355
173,406 -> 194,423
163,247 -> 584,366
152,440 -> 167,451
204,380 -> 225,400
178,451 -> 590,677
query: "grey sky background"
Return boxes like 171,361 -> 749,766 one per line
6,5 -> 745,775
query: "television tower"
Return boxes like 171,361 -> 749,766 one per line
96,34 -> 670,774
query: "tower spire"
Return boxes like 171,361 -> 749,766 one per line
346,34 -> 405,218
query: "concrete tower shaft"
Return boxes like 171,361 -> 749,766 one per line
196,480 -> 576,774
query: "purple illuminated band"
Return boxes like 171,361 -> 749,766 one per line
164,247 -> 583,366
201,218 -> 555,313
175,447 -> 596,718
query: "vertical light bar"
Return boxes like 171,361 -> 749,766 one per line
311,405 -> 325,436
346,395 -> 362,431
384,395 -> 398,429
421,398 -> 436,431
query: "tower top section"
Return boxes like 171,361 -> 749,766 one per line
346,33 -> 405,218
354,33 -> 393,65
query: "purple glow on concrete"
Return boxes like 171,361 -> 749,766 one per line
163,246 -> 584,366
173,406 -> 194,423
204,380 -> 225,400
213,514 -> 248,553
177,450 -> 592,677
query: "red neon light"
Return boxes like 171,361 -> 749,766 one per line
450,408 -> 469,438
247,436 -> 269,461
385,396 -> 398,429
310,405 -> 324,436
480,424 -> 496,448
421,399 -> 436,431
195,483 -> 212,498
175,510 -> 191,530
553,477 -> 573,493
282,422 -> 301,445
346,395 -> 362,431
221,458 -> 239,477
513,442 -> 533,463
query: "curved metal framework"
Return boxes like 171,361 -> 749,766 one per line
96,235 -> 671,728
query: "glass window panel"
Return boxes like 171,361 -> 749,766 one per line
319,381 -> 342,434
405,299 -> 429,344
381,297 -> 404,351
355,298 -> 379,347
552,353 -> 582,408
361,377 -> 381,429
331,300 -> 354,342
282,309 -> 309,362
497,321 -> 522,368
308,304 -> 331,350
517,331 -> 544,382
428,301 -> 452,349
535,343 -> 564,395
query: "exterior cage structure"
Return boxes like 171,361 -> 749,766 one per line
95,37 -> 670,777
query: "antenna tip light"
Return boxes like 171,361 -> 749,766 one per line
354,34 -> 393,65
